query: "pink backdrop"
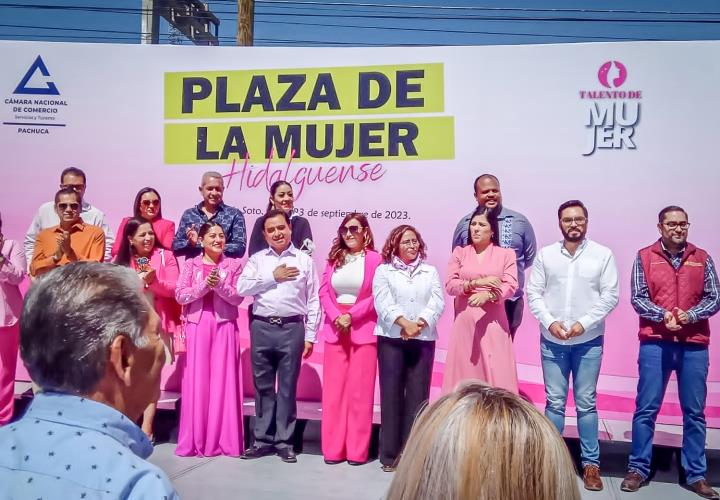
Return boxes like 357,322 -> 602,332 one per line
2,40 -> 719,427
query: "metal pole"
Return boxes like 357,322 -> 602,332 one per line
141,0 -> 160,44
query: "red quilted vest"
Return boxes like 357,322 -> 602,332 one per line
638,240 -> 710,345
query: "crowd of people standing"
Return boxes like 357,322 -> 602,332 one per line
0,166 -> 718,499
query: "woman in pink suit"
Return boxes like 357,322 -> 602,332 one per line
0,213 -> 25,426
115,217 -> 180,440
320,212 -> 382,465
175,221 -> 245,457
111,187 -> 176,257
443,206 -> 519,394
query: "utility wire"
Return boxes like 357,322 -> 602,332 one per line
1,3 -> 719,21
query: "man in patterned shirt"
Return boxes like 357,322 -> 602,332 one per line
0,262 -> 178,500
452,174 -> 536,338
172,171 -> 247,259
621,206 -> 720,499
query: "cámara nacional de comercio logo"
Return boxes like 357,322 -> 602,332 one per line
2,55 -> 68,135
581,60 -> 641,156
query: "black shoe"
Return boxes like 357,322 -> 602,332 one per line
241,444 -> 275,460
278,447 -> 297,463
347,460 -> 365,466
324,459 -> 344,465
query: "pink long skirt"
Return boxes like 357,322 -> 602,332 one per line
441,304 -> 519,395
176,312 -> 243,457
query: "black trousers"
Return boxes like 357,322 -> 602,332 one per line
377,336 -> 435,466
249,319 -> 305,449
505,296 -> 525,339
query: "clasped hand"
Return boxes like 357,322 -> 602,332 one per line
548,321 -> 585,340
334,313 -> 352,333
399,317 -> 427,340
54,230 -> 75,262
664,308 -> 689,331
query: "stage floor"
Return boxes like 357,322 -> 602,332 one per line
10,384 -> 720,499
148,419 -> 720,500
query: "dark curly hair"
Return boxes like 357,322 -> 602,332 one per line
381,225 -> 427,263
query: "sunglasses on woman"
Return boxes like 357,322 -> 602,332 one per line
339,225 -> 363,236
141,199 -> 160,207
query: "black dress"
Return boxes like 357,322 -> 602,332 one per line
248,215 -> 314,256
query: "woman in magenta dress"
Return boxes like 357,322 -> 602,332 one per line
114,217 -> 180,441
111,187 -> 176,257
443,206 -> 519,394
175,221 -> 245,456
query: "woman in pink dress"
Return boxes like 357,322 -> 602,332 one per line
443,206 -> 519,394
111,187 -> 176,257
175,221 -> 245,457
114,217 -> 180,441
0,212 -> 25,426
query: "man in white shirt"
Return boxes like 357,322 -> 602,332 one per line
24,167 -> 113,264
236,209 -> 320,463
527,200 -> 619,492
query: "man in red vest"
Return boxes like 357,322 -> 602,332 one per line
621,206 -> 720,499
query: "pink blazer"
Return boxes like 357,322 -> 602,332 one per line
175,255 -> 244,324
446,244 -> 518,308
128,248 -> 180,334
319,250 -> 382,345
111,216 -> 176,257
0,239 -> 26,328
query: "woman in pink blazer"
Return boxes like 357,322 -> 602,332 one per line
114,217 -> 180,440
443,206 -> 519,394
319,212 -> 382,465
175,221 -> 245,457
111,187 -> 176,257
0,213 -> 26,426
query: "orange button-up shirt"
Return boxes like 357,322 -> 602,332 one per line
30,222 -> 105,277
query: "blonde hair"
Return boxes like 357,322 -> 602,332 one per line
386,382 -> 581,500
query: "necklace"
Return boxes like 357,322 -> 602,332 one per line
345,251 -> 365,264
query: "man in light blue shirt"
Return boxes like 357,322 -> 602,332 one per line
527,200 -> 619,492
452,174 -> 536,338
0,262 -> 179,500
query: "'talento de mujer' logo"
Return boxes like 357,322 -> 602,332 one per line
581,60 -> 641,156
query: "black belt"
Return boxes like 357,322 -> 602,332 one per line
252,314 -> 304,326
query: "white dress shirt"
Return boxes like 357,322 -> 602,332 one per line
372,262 -> 445,341
236,244 -> 321,343
527,238 -> 620,345
24,200 -> 113,264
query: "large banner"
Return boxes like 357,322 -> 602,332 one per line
2,40 -> 718,427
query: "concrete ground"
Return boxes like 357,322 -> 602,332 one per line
147,416 -> 720,500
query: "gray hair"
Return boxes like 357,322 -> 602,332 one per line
20,262 -> 150,394
201,171 -> 223,186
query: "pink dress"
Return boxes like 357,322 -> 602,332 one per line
442,244 -> 519,394
176,262 -> 244,457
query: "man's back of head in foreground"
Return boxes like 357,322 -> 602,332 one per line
0,262 -> 179,500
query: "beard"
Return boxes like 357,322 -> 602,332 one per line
561,228 -> 586,243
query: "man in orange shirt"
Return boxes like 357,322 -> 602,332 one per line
30,188 -> 105,278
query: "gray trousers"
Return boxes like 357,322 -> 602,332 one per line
250,319 -> 305,449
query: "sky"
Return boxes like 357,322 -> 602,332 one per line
0,0 -> 719,47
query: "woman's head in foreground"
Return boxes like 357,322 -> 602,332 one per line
386,382 -> 580,500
